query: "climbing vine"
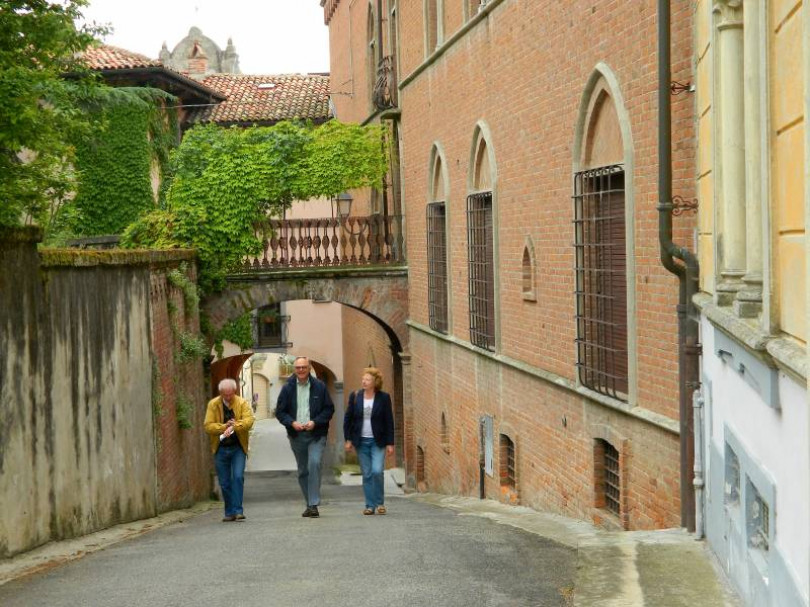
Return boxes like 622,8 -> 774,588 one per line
213,312 -> 254,359
121,120 -> 386,294
54,87 -> 179,240
164,262 -> 206,429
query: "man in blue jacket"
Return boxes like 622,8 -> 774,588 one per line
276,356 -> 335,518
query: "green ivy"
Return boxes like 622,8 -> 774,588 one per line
176,330 -> 208,363
175,394 -> 193,430
121,120 -> 386,294
213,312 -> 254,359
167,262 -> 200,315
66,87 -> 178,238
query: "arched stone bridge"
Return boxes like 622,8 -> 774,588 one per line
203,266 -> 409,351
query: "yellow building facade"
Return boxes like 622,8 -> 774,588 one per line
695,1 -> 809,604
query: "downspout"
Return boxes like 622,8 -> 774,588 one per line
658,0 -> 700,532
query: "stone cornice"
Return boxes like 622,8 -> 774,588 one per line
693,292 -> 807,384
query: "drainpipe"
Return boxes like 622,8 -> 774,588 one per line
658,0 -> 700,532
693,389 -> 705,538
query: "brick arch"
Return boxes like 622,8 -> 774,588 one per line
202,273 -> 409,352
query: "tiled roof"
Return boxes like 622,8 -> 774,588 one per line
189,74 -> 331,125
81,45 -> 162,70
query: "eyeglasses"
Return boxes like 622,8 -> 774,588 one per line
294,366 -> 309,370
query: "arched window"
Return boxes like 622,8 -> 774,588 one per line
574,76 -> 629,401
427,146 -> 449,333
416,446 -> 426,487
522,237 -> 536,301
467,127 -> 496,350
440,412 -> 450,452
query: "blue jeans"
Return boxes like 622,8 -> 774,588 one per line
214,443 -> 246,517
289,433 -> 327,507
357,437 -> 386,509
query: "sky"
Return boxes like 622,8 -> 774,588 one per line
78,0 -> 330,75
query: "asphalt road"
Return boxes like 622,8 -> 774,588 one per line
0,468 -> 576,607
0,419 -> 576,606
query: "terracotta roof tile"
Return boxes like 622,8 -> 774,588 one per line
81,45 -> 162,70
190,74 -> 331,125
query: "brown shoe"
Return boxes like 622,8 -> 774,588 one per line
235,514 -> 246,521
376,506 -> 387,515
363,508 -> 375,515
222,515 -> 236,522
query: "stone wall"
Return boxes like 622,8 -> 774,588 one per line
0,229 -> 210,558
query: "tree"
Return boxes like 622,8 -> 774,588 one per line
121,120 -> 387,294
0,1 -> 106,228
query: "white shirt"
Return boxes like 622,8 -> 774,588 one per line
361,396 -> 374,438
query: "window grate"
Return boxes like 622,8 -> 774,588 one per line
500,435 -> 516,489
416,446 -> 426,484
573,165 -> 628,400
427,202 -> 449,333
467,192 -> 495,350
602,440 -> 621,516
256,303 -> 289,349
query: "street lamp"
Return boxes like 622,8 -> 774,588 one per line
334,191 -> 353,220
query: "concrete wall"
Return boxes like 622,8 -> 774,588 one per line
0,229 -> 210,558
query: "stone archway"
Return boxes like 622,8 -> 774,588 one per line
203,272 -> 409,351
203,269 -> 410,467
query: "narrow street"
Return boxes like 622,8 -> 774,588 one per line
0,420 -> 575,606
0,419 -> 739,606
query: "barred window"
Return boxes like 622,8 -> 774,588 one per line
256,303 -> 288,349
573,165 -> 628,400
416,446 -> 426,485
595,439 -> 621,516
499,434 -> 516,489
427,203 -> 448,332
467,192 -> 495,350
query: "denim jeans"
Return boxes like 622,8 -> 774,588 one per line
289,433 -> 327,507
357,437 -> 386,509
214,443 -> 246,517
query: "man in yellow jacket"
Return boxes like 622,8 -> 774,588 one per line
204,378 -> 254,521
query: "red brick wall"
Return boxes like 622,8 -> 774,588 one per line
149,263 -> 212,512
328,0 -> 695,530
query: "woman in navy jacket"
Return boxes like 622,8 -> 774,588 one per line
343,367 -> 395,515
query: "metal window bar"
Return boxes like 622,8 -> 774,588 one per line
467,192 -> 495,350
500,435 -> 516,488
255,304 -> 290,349
573,165 -> 628,400
427,202 -> 449,333
416,447 -> 426,483
602,440 -> 621,516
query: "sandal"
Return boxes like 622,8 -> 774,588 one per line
376,506 -> 387,515
363,508 -> 375,515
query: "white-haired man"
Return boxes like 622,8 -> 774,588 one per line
204,378 -> 254,521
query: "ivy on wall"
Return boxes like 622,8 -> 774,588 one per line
51,87 -> 179,241
166,262 -> 206,429
121,120 -> 386,294
213,312 -> 254,359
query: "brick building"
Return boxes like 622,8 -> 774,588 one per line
322,0 -> 697,530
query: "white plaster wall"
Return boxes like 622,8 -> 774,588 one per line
702,317 -> 809,600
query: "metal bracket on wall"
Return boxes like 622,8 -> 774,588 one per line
670,80 -> 695,95
672,195 -> 699,216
